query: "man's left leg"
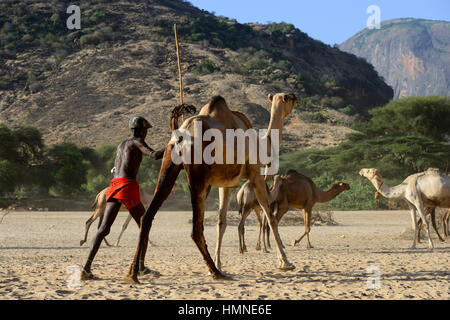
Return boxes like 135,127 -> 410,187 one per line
81,199 -> 121,280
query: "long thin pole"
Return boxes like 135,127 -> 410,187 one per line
174,24 -> 184,109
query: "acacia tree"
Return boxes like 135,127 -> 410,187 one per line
0,125 -> 48,196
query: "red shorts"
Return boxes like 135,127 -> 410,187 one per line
105,178 -> 141,210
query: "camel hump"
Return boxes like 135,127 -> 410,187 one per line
286,169 -> 299,176
199,95 -> 235,123
283,169 -> 316,186
285,169 -> 309,181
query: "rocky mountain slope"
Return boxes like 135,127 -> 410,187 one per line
0,0 -> 393,150
340,18 -> 449,99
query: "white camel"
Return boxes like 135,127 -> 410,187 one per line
359,168 -> 450,249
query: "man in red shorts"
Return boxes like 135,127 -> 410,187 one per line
81,116 -> 164,280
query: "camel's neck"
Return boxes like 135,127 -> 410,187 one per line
314,186 -> 343,203
369,178 -> 405,199
268,181 -> 282,204
266,103 -> 286,144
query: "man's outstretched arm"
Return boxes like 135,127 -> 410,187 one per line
135,140 -> 165,160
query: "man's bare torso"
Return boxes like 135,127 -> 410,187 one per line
113,137 -> 162,180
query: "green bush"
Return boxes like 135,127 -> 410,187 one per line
311,112 -> 327,123
340,104 -> 356,116
193,59 -> 219,74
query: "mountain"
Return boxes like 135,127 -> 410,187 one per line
340,18 -> 450,99
0,0 -> 393,150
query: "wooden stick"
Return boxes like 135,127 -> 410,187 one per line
174,24 -> 184,112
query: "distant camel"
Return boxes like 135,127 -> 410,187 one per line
237,170 -> 350,252
359,167 -> 450,249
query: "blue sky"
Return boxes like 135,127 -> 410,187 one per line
188,0 -> 450,45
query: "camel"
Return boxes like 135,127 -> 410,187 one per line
125,93 -> 298,284
359,168 -> 450,249
238,169 -> 350,252
236,176 -> 284,254
80,104 -> 195,248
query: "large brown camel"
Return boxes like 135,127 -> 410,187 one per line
359,167 -> 450,249
125,93 -> 298,284
238,169 -> 350,252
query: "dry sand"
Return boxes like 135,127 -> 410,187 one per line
0,210 -> 449,300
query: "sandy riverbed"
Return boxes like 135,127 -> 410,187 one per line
0,210 -> 448,300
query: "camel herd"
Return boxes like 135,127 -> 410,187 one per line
80,93 -> 450,283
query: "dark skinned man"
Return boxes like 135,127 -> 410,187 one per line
81,116 -> 164,280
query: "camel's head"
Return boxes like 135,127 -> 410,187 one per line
359,168 -> 384,198
268,93 -> 298,118
359,168 -> 382,181
272,175 -> 283,189
331,181 -> 350,192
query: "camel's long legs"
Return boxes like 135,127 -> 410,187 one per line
293,208 -> 313,248
214,187 -> 230,271
260,208 -> 274,252
254,207 -> 266,252
444,210 -> 450,238
408,197 -> 434,249
418,208 -> 445,243
429,208 -> 444,242
116,214 -> 132,246
238,204 -> 252,254
251,174 -> 294,270
190,183 -> 228,279
80,214 -> 96,246
407,202 -> 418,249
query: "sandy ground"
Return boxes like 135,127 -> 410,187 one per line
0,210 -> 449,300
